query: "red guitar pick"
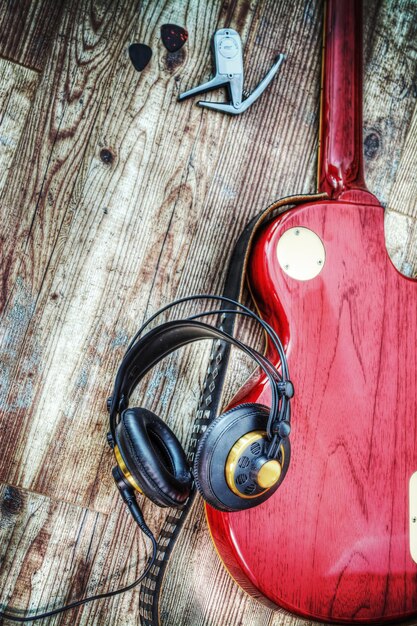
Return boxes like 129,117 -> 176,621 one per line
161,24 -> 188,52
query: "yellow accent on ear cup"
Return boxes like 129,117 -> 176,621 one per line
225,431 -> 283,498
226,431 -> 265,498
114,445 -> 143,494
257,459 -> 282,488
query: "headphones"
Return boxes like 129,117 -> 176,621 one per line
0,295 -> 293,622
107,295 -> 294,513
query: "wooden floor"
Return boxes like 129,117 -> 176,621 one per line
0,1 -> 416,625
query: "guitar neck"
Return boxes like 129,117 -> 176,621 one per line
318,0 -> 368,198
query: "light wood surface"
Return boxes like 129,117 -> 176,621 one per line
0,1 -> 416,625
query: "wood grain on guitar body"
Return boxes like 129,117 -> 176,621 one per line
206,0 -> 417,623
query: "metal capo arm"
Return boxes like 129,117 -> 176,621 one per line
178,28 -> 285,115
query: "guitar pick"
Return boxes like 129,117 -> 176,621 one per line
161,24 -> 188,53
128,43 -> 152,72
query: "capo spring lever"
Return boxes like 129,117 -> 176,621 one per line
178,28 -> 285,115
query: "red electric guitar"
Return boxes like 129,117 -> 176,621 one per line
206,0 -> 417,623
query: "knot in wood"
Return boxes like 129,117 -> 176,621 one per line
100,148 -> 114,165
1,486 -> 24,516
364,132 -> 380,160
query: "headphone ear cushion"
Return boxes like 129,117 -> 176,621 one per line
193,403 -> 290,512
115,407 -> 192,508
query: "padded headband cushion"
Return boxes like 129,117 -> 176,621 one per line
112,320 -> 276,414
115,407 -> 192,508
114,322 -> 227,405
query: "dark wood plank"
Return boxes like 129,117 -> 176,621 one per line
0,0 -> 65,72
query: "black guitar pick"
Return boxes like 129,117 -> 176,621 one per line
128,43 -> 152,72
161,24 -> 188,53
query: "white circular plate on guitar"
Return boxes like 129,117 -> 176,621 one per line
277,226 -> 325,281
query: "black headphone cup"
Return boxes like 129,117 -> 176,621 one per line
193,404 -> 287,512
115,407 -> 193,508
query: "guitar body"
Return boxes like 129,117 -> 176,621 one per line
206,192 -> 417,623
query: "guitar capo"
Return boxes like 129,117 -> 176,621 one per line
178,28 -> 285,115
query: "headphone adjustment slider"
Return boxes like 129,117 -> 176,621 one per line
278,380 -> 294,398
106,431 -> 115,449
277,420 -> 291,438
107,394 -> 128,415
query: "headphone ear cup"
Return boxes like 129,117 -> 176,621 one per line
193,403 -> 290,512
115,407 -> 192,508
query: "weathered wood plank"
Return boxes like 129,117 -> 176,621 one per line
0,59 -> 38,197
0,482 -> 157,626
0,0 -> 64,72
384,123 -> 417,279
363,0 -> 417,206
387,103 -> 417,221
0,0 -> 142,315
0,0 -> 150,509
385,211 -> 417,278
384,98 -> 417,278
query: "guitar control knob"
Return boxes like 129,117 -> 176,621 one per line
256,458 -> 282,489
226,431 -> 284,497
